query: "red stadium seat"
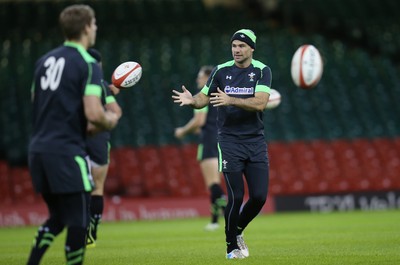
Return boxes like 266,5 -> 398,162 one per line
351,139 -> 386,191
137,146 -> 169,197
291,141 -> 320,181
159,145 -> 194,197
10,167 -> 39,204
0,160 -> 12,205
330,140 -> 363,192
112,147 -> 144,197
371,138 -> 400,190
180,144 -> 203,196
311,140 -> 341,182
269,141 -> 298,194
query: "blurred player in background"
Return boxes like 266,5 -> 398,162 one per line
172,29 -> 271,259
86,48 -> 122,248
27,4 -> 120,265
174,65 -> 227,232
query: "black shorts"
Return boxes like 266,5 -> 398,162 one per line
218,141 -> 269,172
29,152 -> 94,194
86,132 -> 110,166
197,135 -> 218,161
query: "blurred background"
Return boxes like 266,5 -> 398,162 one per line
0,0 -> 399,215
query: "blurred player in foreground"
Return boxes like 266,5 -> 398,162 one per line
174,65 -> 227,232
172,29 -> 271,259
27,5 -> 119,265
86,48 -> 122,248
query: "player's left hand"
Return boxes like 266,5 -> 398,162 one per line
210,87 -> 230,107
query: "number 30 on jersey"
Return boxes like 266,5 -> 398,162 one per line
40,56 -> 65,91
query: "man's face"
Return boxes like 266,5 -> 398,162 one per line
231,40 -> 253,64
87,18 -> 98,47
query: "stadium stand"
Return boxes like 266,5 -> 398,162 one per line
0,0 -> 399,208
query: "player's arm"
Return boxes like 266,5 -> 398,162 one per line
211,88 -> 270,112
174,109 -> 207,139
105,84 -> 122,119
211,65 -> 272,111
173,66 -> 220,109
84,67 -> 119,132
84,94 -> 118,131
105,101 -> 122,120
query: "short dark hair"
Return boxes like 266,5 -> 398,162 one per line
200,65 -> 213,77
59,4 -> 95,41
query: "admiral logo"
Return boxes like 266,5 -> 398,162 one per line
240,34 -> 245,38
224,86 -> 254,95
226,75 -> 232,80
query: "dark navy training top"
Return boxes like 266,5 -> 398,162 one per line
29,42 -> 103,156
201,59 -> 272,143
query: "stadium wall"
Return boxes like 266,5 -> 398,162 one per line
1,138 -> 399,227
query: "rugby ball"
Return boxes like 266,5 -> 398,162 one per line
112,61 -> 142,89
265,89 -> 281,110
291,45 -> 323,89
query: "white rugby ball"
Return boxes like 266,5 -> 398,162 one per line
265,89 -> 281,110
112,61 -> 142,89
291,45 -> 323,89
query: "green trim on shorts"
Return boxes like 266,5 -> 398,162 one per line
74,156 -> 92,192
31,82 -> 35,97
217,143 -> 222,172
197,144 -> 204,161
107,142 -> 111,164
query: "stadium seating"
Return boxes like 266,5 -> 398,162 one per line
113,147 -> 144,197
0,0 -> 399,204
0,160 -> 12,205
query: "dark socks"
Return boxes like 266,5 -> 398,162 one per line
27,225 -> 61,265
209,184 -> 226,223
27,219 -> 64,265
237,226 -> 244,236
89,195 -> 104,240
65,226 -> 87,265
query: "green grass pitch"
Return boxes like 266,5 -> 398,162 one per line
1,210 -> 399,264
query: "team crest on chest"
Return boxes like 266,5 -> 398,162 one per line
248,72 -> 256,81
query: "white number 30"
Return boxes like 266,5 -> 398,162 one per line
40,56 -> 65,91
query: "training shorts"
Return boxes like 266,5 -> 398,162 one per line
86,132 -> 110,167
29,152 -> 94,194
197,133 -> 218,161
217,140 -> 269,172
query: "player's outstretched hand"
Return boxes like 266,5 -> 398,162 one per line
210,87 -> 230,107
172,85 -> 194,106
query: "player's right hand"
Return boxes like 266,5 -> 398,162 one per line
172,85 -> 194,106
